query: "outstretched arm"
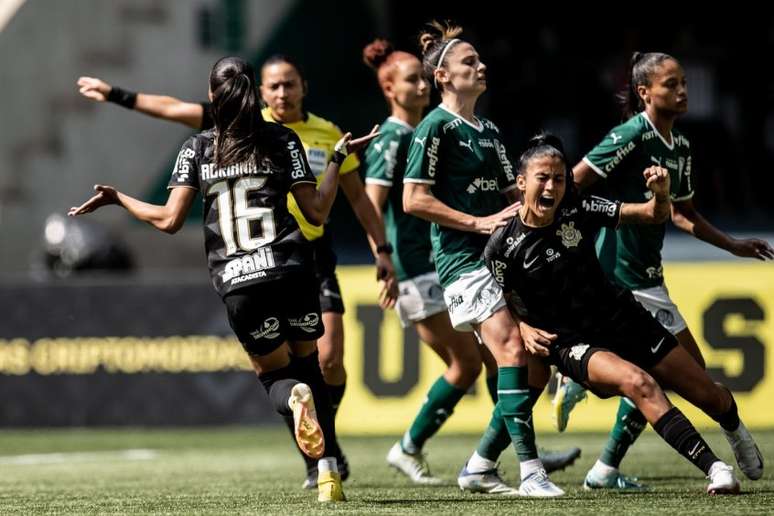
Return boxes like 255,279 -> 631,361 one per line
68,185 -> 196,234
403,182 -> 519,235
671,199 -> 774,260
77,76 -> 205,129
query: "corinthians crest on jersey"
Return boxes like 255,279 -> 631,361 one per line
556,221 -> 582,248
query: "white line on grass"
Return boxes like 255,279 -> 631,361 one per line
0,449 -> 157,465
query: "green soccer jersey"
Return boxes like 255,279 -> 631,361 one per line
584,111 -> 694,290
403,105 -> 517,288
364,117 -> 434,282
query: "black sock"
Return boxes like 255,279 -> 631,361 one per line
258,364 -> 299,418
327,382 -> 346,418
715,395 -> 740,432
293,351 -> 341,460
654,407 -> 719,475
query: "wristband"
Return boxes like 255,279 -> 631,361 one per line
107,87 -> 137,109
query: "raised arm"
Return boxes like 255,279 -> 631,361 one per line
77,76 -> 206,129
68,185 -> 196,234
292,126 -> 379,227
619,166 -> 671,224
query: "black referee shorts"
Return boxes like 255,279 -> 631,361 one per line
550,296 -> 677,396
223,273 -> 324,356
312,230 -> 345,314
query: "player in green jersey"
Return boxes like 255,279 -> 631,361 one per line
403,21 -> 563,497
362,38 -> 580,486
550,51 -> 771,489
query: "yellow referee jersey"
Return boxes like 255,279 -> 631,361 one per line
261,107 -> 360,241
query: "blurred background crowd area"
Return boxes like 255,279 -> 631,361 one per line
1,0 -> 772,275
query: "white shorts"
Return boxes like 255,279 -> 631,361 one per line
632,284 -> 687,335
443,266 -> 506,332
395,271 -> 448,328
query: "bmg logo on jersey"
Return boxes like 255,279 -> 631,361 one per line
582,197 -> 617,217
287,140 -> 307,179
173,147 -> 196,182
250,317 -> 281,341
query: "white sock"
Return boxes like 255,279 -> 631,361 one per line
520,458 -> 544,480
318,457 -> 338,474
401,432 -> 420,455
590,459 -> 618,477
466,451 -> 497,474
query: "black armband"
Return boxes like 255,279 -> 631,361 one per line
107,87 -> 137,109
376,243 -> 393,255
330,151 -> 347,165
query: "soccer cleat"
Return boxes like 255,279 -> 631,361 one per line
706,462 -> 741,495
518,468 -> 565,497
583,468 -> 647,490
539,447 -> 581,473
317,470 -> 346,502
457,462 -> 519,495
386,442 -> 443,485
288,383 -> 325,459
302,455 -> 349,490
552,374 -> 587,432
722,421 -> 764,480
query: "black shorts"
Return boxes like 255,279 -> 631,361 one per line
223,273 -> 324,356
549,298 -> 677,395
312,230 -> 344,314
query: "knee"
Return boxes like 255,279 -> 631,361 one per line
490,326 -> 526,364
622,369 -> 660,401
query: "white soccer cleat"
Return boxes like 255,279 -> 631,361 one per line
457,463 -> 519,495
723,421 -> 764,480
386,442 -> 443,485
706,462 -> 741,495
518,468 -> 565,497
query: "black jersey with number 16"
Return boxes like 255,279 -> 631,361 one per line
168,124 -> 317,297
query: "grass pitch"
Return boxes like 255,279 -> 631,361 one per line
0,427 -> 772,515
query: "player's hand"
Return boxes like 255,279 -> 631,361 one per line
473,203 -> 520,235
375,254 -> 398,309
335,125 -> 380,157
77,76 -> 112,102
518,320 -> 557,357
643,166 -> 670,199
68,185 -> 120,216
730,238 -> 774,261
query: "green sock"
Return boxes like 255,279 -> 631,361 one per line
477,385 -> 542,460
402,376 -> 466,454
487,367 -> 538,462
599,397 -> 647,468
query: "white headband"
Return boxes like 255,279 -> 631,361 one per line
433,38 -> 460,87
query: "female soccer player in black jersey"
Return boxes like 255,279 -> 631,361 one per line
69,57 -> 377,503
77,56 -> 397,487
484,134 -> 759,495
